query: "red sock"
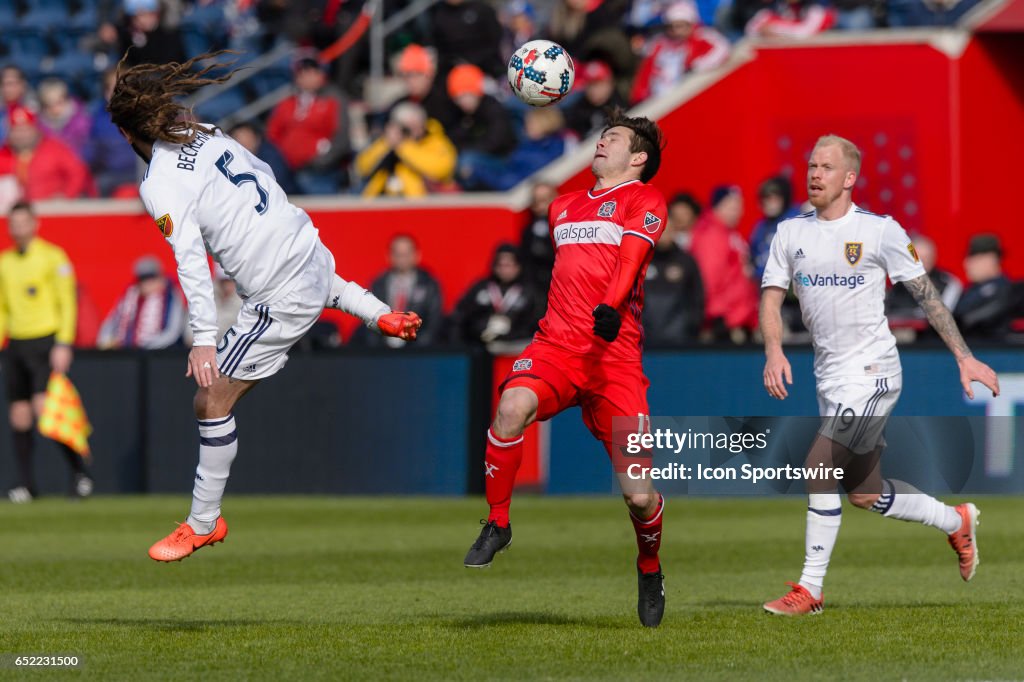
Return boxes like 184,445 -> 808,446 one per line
484,429 -> 524,527
630,494 -> 664,574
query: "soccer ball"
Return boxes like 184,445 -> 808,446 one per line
507,40 -> 575,107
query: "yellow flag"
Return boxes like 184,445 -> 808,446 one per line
38,373 -> 92,458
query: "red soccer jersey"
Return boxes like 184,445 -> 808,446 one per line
537,179 -> 667,361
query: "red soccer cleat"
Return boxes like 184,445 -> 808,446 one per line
947,503 -> 980,582
763,582 -> 824,616
148,517 -> 228,562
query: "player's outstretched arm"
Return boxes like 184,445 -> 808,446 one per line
903,273 -> 1000,399
760,286 -> 792,400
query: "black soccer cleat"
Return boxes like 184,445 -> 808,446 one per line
637,566 -> 665,627
464,520 -> 512,568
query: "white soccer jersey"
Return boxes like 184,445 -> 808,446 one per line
139,125 -> 320,347
762,204 -> 926,381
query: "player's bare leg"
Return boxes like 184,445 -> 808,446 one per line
844,448 -> 979,582
617,471 -> 665,627
463,387 -> 538,568
149,375 -> 258,562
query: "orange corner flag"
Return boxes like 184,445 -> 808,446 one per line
38,373 -> 92,459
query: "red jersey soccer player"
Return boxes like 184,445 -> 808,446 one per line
463,111 -> 669,628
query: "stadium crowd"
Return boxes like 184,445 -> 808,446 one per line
0,0 -> 986,201
1,0 -> 1019,352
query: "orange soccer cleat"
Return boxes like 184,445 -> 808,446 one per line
947,503 -> 980,582
148,517 -> 228,562
763,582 -> 824,616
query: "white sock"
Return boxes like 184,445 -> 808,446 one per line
798,492 -> 842,599
187,415 -> 238,535
326,274 -> 389,326
870,479 -> 961,534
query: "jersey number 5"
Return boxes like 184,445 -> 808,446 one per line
216,151 -> 269,215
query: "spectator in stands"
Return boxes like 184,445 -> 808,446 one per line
0,107 -> 95,202
36,79 -> 93,159
354,234 -> 444,348
886,234 -> 962,329
745,0 -> 837,38
458,107 -> 569,192
748,175 -> 800,281
430,0 -> 505,79
547,0 -> 634,95
446,64 -> 517,166
0,66 -> 38,147
644,206 -> 706,345
690,184 -> 759,342
229,121 -> 297,195
354,101 -> 457,197
449,243 -> 541,349
391,45 -> 453,129
667,192 -> 702,250
630,1 -> 730,104
501,1 -> 541,59
565,61 -> 627,139
115,0 -> 187,67
519,181 -> 558,295
97,256 -> 186,350
888,0 -> 980,27
953,234 -> 1015,339
83,68 -> 138,198
267,56 -> 351,195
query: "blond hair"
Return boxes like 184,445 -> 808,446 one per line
814,134 -> 861,173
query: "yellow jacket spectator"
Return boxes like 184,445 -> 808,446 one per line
0,202 -> 90,503
355,102 -> 457,198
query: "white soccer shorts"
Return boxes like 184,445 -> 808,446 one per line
215,242 -> 333,380
816,373 -> 901,454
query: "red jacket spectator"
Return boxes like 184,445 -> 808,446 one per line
746,0 -> 837,37
0,107 -> 94,201
631,1 -> 731,104
690,186 -> 759,331
267,59 -> 351,173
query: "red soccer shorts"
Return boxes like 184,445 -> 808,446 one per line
499,339 -> 651,470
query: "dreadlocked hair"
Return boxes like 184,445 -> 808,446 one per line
108,50 -> 241,145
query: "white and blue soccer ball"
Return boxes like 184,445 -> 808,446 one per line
507,40 -> 575,107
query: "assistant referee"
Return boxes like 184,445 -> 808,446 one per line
0,201 -> 91,502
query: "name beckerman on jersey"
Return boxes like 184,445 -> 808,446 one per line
174,130 -> 212,171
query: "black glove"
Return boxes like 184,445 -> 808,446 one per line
592,304 -> 621,342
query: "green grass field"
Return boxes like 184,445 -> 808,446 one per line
3,495 -> 1023,681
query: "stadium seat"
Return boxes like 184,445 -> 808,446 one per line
18,6 -> 68,32
45,51 -> 94,84
68,4 -> 99,32
194,87 -> 249,125
0,2 -> 15,28
6,29 -> 50,60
